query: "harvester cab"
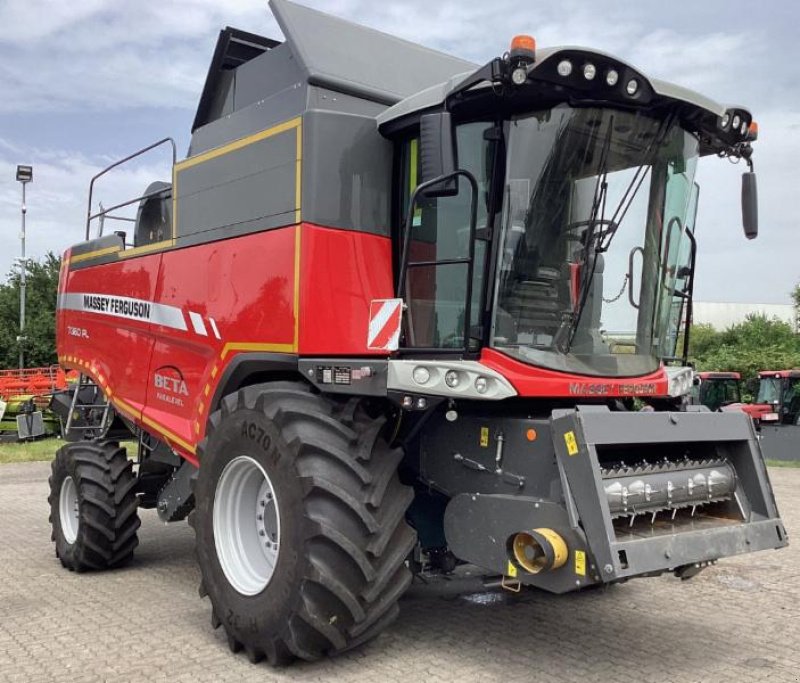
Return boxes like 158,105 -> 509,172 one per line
49,0 -> 786,666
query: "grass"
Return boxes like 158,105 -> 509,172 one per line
0,437 -> 61,464
2,438 -> 799,468
0,437 -> 139,464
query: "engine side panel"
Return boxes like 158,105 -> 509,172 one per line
57,252 -> 161,417
299,224 -> 393,355
57,222 -> 394,457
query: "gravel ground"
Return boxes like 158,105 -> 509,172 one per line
1,461 -> 797,683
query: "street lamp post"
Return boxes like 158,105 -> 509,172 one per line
16,165 -> 32,370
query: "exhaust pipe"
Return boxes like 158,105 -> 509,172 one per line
511,528 -> 568,574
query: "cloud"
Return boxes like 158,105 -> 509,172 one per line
0,0 -> 785,114
692,107 -> 800,304
0,140 -> 172,278
0,0 -> 272,113
0,0 -> 796,304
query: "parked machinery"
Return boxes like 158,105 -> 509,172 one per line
746,370 -> 800,461
690,371 -> 743,412
48,0 -> 786,666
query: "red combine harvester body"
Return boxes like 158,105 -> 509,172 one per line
48,0 -> 786,667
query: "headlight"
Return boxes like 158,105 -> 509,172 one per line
557,59 -> 573,77
626,78 -> 639,95
605,69 -> 619,86
474,376 -> 489,394
412,366 -> 431,385
445,370 -> 461,388
511,66 -> 527,85
583,63 -> 596,80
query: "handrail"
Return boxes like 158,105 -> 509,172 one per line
85,137 -> 177,240
396,169 -> 479,353
87,186 -> 172,238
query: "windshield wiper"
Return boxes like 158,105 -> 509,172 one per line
555,116 -> 614,352
559,114 -> 676,353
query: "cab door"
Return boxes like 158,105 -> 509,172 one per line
396,122 -> 495,352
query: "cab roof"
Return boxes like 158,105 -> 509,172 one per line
697,371 -> 741,380
759,370 -> 800,379
376,44 -> 752,147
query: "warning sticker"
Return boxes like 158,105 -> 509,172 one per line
506,560 -> 518,578
564,430 -> 579,456
480,427 -> 489,448
575,550 -> 586,577
367,298 -> 403,351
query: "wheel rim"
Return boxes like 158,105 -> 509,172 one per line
59,476 -> 80,544
213,455 -> 281,596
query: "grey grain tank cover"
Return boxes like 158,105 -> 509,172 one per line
270,0 -> 475,105
192,27 -> 280,132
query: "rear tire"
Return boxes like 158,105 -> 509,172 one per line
48,441 -> 140,571
191,382 -> 416,666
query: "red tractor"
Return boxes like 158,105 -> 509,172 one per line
48,0 -> 786,666
742,370 -> 800,425
690,371 -> 743,412
744,370 -> 800,461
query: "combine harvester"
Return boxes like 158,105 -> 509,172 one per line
49,0 -> 786,666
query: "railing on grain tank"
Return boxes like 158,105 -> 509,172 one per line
85,137 -> 177,240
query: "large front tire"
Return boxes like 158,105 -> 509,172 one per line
47,441 -> 140,571
191,382 -> 416,665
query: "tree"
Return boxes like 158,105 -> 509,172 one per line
0,253 -> 61,369
689,314 -> 800,399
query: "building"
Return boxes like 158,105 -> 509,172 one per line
692,301 -> 797,332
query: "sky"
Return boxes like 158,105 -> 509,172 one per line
0,0 -> 797,304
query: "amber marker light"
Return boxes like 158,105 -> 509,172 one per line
510,34 -> 536,56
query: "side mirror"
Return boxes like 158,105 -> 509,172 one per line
419,112 -> 458,197
742,172 -> 758,239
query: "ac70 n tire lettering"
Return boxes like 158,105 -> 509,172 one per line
190,382 -> 416,665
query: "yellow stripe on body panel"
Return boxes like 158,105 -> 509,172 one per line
175,117 -> 302,171
70,245 -> 122,264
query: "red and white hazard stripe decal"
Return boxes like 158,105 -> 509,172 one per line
367,298 -> 403,351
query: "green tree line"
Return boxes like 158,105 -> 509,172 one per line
0,254 -> 798,394
687,313 -> 800,398
0,252 -> 60,369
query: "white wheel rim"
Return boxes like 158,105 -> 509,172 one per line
213,455 -> 281,596
59,476 -> 80,544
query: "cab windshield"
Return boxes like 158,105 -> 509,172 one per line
700,379 -> 741,411
492,105 -> 699,377
756,377 -> 782,404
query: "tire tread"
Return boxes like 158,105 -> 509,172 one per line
195,382 -> 416,666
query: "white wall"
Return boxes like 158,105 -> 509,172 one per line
693,301 -> 797,331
